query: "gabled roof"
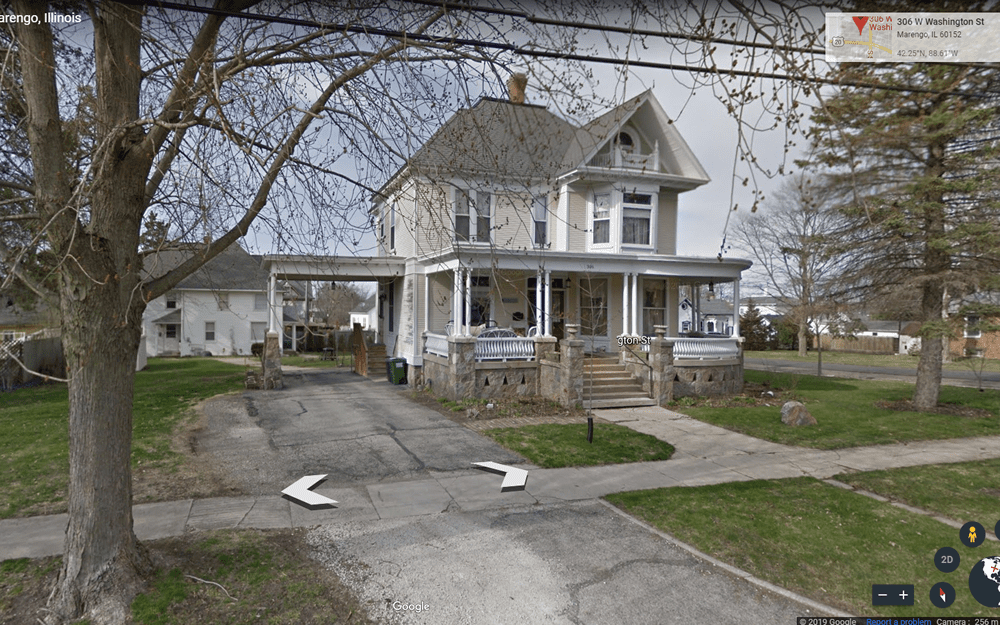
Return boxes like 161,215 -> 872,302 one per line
378,90 -> 709,198
142,244 -> 268,292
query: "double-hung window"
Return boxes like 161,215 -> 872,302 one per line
533,194 -> 547,247
205,321 -> 215,342
389,203 -> 396,251
593,193 -> 610,245
622,192 -> 652,245
966,315 -> 982,338
455,189 -> 491,243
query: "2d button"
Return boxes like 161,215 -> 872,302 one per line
872,584 -> 914,606
960,521 -> 986,548
935,546 -> 961,573
930,582 -> 955,608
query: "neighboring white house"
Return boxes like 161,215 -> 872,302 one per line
141,244 -> 275,357
348,295 -> 377,331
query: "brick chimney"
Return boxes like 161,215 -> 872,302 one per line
507,72 -> 527,104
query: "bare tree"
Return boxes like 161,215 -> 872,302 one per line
2,2 -> 588,622
732,175 -> 846,357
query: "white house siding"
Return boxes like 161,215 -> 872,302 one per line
656,191 -> 678,255
415,182 -> 450,254
494,192 -> 533,249
566,187 -> 588,252
389,183 -> 417,258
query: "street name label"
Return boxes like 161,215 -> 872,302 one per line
826,13 -> 1000,62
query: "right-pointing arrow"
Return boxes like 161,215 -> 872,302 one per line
282,475 -> 338,508
472,461 -> 528,492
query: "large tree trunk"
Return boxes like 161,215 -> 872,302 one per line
48,281 -> 152,623
18,3 -> 156,622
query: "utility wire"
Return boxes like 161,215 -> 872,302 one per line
128,1 -> 998,99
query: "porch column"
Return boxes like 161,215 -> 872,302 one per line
423,273 -> 430,334
464,269 -> 472,336
622,273 -> 630,335
268,273 -> 278,332
733,278 -> 741,338
535,269 -> 543,334
544,270 -> 553,336
452,269 -> 461,336
631,272 -> 638,336
694,284 -> 701,333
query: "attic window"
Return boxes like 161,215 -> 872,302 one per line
166,293 -> 177,309
616,131 -> 635,153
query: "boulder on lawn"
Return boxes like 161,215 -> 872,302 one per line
780,401 -> 817,426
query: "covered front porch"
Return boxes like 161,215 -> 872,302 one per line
418,249 -> 750,402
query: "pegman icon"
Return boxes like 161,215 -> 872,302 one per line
970,527 -> 978,543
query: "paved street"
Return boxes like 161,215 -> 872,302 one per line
746,357 -> 1000,390
3,368 -> 1000,623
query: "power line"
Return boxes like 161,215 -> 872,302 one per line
129,1 -> 997,99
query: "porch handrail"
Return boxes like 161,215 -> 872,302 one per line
673,337 -> 740,360
474,336 -> 535,361
424,332 -> 449,357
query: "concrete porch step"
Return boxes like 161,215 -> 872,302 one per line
583,381 -> 646,394
585,397 -> 658,409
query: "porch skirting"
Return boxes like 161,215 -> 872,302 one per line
417,329 -> 744,406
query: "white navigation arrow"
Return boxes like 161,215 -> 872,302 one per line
282,475 -> 338,507
472,461 -> 529,492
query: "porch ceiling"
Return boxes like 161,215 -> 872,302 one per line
261,255 -> 406,281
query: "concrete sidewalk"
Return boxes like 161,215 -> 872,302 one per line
4,406 -> 999,562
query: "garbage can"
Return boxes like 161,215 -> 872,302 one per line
387,358 -> 407,385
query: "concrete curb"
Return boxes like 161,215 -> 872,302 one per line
597,499 -> 856,618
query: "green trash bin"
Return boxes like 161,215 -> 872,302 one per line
387,358 -> 407,385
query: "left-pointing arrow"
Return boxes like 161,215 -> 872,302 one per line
282,475 -> 338,507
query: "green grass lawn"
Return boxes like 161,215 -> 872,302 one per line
746,349 -> 1000,373
836,458 -> 1000,525
483,423 -> 675,468
0,358 -> 244,519
606,475 -> 997,617
680,370 -> 1000,449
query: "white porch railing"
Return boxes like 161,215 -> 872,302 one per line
673,337 -> 740,360
474,337 -> 536,362
590,147 -> 658,171
425,333 -> 449,357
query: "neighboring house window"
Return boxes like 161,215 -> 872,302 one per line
254,293 -> 267,311
533,194 -> 547,247
390,203 -> 396,251
217,293 -> 229,311
706,320 -> 716,333
250,322 -> 267,342
622,192 -> 652,245
593,193 -> 610,245
965,315 -> 981,338
165,324 -> 177,339
205,322 -> 215,342
580,278 -> 608,336
166,293 -> 177,309
454,188 -> 491,243
681,320 -> 690,333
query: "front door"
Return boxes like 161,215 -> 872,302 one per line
161,324 -> 180,354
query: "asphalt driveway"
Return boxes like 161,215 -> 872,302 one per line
197,369 -> 525,496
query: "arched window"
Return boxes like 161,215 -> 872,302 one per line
616,131 -> 635,153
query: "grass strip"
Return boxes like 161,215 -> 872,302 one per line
606,476 -> 995,617
0,529 -> 373,624
836,458 -> 1000,525
483,422 -> 674,468
680,369 -> 1000,449
0,358 -> 244,519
